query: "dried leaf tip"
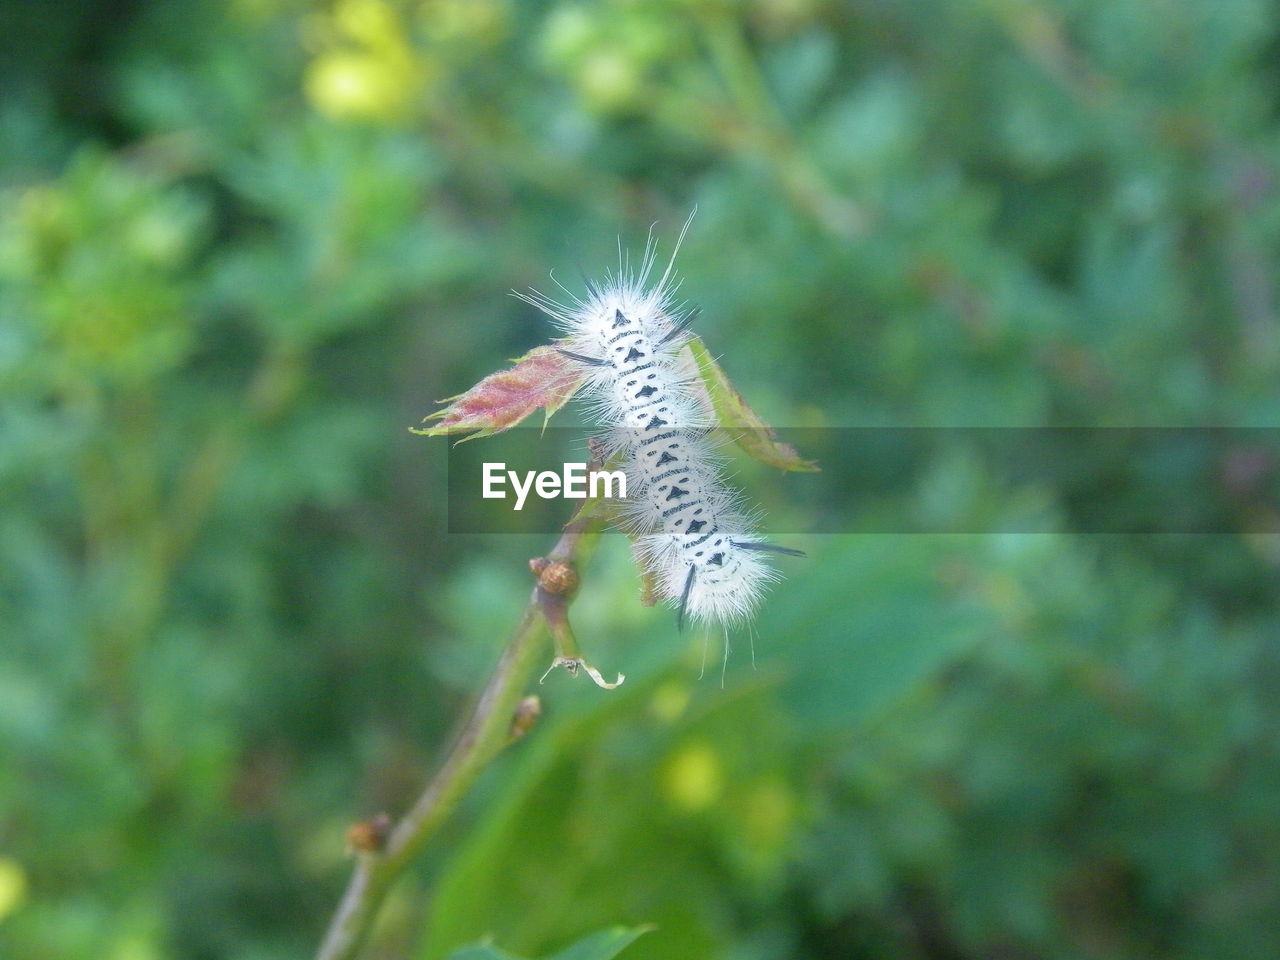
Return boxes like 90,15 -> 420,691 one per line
539,656 -> 626,689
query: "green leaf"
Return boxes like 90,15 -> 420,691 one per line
444,927 -> 651,960
445,943 -> 524,960
682,337 -> 819,472
760,535 -> 994,731
545,926 -> 652,960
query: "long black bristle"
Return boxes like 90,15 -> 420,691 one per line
556,348 -> 609,367
677,564 -> 697,632
659,307 -> 701,345
730,540 -> 807,557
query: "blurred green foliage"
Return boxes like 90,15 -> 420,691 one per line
444,926 -> 649,960
2,1 -> 1279,958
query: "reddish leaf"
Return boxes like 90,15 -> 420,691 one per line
411,346 -> 587,441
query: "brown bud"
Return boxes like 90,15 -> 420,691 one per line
346,813 -> 391,854
535,560 -> 581,599
510,695 -> 542,740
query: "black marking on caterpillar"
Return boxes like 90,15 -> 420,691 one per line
730,540 -> 807,557
659,307 -> 701,345
677,563 -> 696,632
557,348 -> 610,367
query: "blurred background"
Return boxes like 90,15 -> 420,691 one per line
2,0 -> 1280,958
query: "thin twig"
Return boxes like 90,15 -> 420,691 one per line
314,498 -> 608,960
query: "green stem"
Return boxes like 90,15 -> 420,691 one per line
315,604 -> 547,960
314,500 -> 606,960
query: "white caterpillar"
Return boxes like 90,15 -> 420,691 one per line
518,214 -> 802,627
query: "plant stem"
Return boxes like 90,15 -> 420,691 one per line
697,13 -> 869,238
314,502 -> 605,960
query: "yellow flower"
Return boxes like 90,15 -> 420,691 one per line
577,49 -> 643,112
663,740 -> 724,813
648,680 -> 692,724
305,50 -> 420,121
0,858 -> 27,922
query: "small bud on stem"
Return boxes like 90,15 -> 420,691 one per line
509,695 -> 542,740
345,813 -> 391,855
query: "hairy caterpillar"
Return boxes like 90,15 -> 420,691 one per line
518,213 -> 803,628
